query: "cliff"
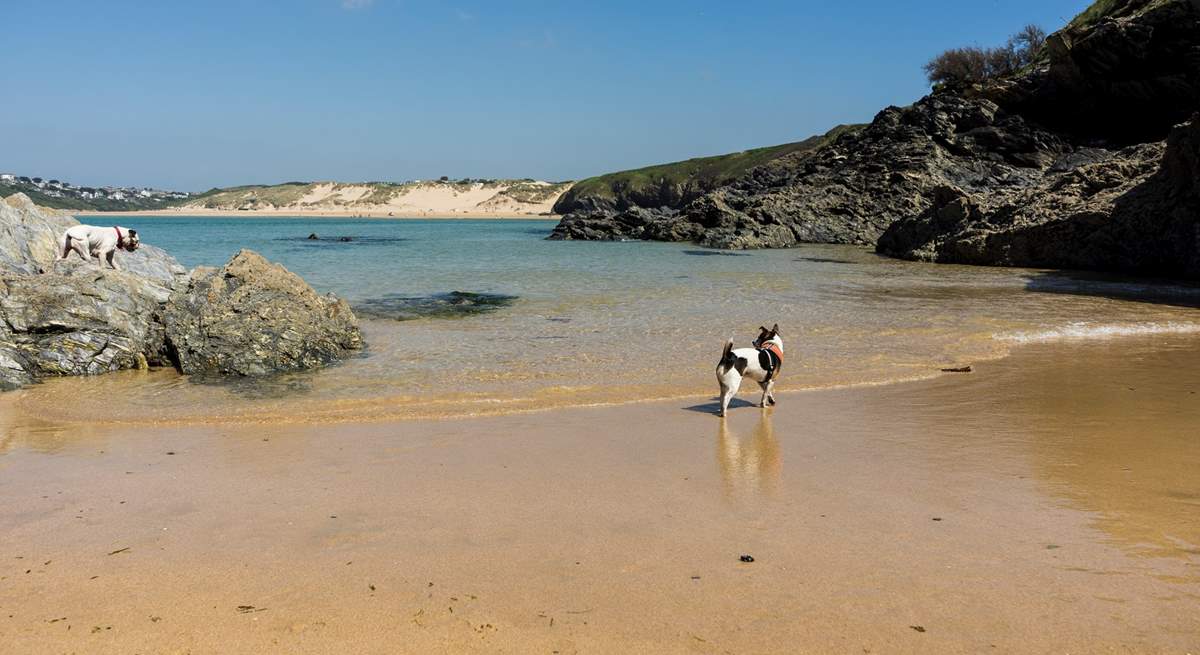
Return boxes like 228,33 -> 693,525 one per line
549,0 -> 1200,277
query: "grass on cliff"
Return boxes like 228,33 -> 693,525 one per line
1067,0 -> 1171,29
563,124 -> 863,205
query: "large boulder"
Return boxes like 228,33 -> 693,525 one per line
0,270 -> 173,390
0,195 -> 187,389
0,193 -> 78,274
163,249 -> 363,377
0,195 -> 364,389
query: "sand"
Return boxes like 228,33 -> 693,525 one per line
77,180 -> 571,218
1,335 -> 1198,653
74,208 -> 560,219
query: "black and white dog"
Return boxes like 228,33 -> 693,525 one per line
56,225 -> 140,271
715,324 -> 784,417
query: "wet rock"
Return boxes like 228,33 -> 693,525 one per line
163,250 -> 363,376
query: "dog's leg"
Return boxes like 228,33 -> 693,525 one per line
718,371 -> 742,417
758,380 -> 770,408
765,379 -> 777,406
105,249 -> 120,271
70,239 -> 91,263
58,234 -> 72,261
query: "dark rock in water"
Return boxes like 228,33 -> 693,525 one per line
163,250 -> 363,377
355,291 -> 517,321
337,236 -> 353,242
308,233 -> 319,240
681,249 -> 750,257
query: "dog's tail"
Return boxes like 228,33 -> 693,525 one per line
719,338 -> 735,366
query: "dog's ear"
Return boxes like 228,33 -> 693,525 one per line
770,323 -> 780,336
128,229 -> 137,237
758,326 -> 768,334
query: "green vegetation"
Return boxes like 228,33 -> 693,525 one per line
186,182 -> 314,209
496,181 -> 573,204
923,25 -> 1046,87
1068,0 -> 1172,29
559,124 -> 862,208
0,182 -> 183,211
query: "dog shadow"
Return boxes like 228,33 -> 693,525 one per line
684,397 -> 759,415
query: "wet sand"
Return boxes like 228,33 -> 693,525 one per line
1,335 -> 1198,653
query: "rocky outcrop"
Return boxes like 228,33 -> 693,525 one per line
548,127 -> 860,244
0,271 -> 175,390
0,196 -> 363,390
555,93 -> 1071,249
163,250 -> 362,377
878,117 -> 1200,278
549,0 -> 1200,275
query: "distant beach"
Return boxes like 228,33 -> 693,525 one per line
76,208 -> 560,219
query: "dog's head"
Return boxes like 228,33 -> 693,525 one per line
753,324 -> 781,348
123,229 -> 140,252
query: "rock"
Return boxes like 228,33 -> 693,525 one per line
879,117 -> 1200,278
0,193 -> 77,274
162,249 -> 363,377
0,195 -> 365,389
0,195 -> 187,389
0,271 -> 172,390
308,233 -> 319,240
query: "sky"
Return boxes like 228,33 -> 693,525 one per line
2,0 -> 1095,191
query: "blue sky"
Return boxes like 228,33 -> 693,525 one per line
3,0 -> 1094,190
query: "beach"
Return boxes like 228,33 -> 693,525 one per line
76,208 -> 559,219
2,333 -> 1198,653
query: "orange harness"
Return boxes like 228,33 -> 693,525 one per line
760,343 -> 783,363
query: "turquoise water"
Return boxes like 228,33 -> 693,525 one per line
14,215 -> 1200,424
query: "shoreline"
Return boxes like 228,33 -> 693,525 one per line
5,316 -> 1200,429
2,333 -> 1198,652
74,208 -> 562,219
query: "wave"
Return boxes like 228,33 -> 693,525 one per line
998,321 -> 1200,344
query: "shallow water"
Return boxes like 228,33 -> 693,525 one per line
7,216 -> 1200,425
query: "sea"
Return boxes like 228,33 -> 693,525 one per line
8,216 -> 1200,425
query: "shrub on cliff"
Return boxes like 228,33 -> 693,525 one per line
924,24 -> 1046,87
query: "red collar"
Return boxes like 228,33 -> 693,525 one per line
114,226 -> 123,248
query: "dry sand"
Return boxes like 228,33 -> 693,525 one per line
75,208 -> 559,219
1,335 -> 1198,653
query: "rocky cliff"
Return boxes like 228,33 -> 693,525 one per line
549,0 -> 1200,278
0,193 -> 363,390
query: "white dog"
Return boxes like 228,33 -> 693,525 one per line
715,324 -> 783,417
56,225 -> 140,271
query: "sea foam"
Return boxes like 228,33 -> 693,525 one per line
999,321 -> 1200,344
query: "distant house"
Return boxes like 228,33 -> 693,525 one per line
0,174 -> 14,182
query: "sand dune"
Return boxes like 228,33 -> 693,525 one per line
130,179 -> 576,217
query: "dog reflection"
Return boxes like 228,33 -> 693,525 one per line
717,411 -> 781,499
